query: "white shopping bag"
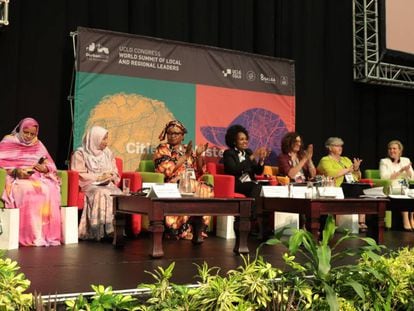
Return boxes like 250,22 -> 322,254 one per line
60,206 -> 78,244
0,208 -> 20,250
216,216 -> 236,239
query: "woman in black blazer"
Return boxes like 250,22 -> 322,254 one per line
223,124 -> 268,216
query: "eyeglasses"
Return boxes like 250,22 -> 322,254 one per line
167,131 -> 183,136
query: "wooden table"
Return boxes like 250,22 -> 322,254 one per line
112,195 -> 253,258
259,197 -> 388,243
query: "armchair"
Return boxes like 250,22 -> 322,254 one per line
136,159 -> 165,183
0,168 -> 6,208
67,157 -> 143,235
206,162 -> 246,198
363,169 -> 393,229
363,169 -> 392,188
0,168 -> 69,208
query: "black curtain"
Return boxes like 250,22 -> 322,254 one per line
0,0 -> 413,169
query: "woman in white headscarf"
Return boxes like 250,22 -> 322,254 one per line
70,126 -> 122,241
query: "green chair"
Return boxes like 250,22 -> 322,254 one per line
364,169 -> 393,229
137,159 -> 156,173
364,169 -> 392,189
0,168 -> 68,208
136,160 -> 165,229
0,169 -> 6,208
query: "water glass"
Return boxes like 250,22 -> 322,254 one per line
122,178 -> 131,194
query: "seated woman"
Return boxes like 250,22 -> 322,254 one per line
317,137 -> 366,231
277,132 -> 316,182
0,117 -> 61,246
71,126 -> 122,241
154,120 -> 210,240
379,140 -> 414,231
222,124 -> 267,218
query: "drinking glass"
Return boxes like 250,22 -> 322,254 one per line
122,178 -> 131,194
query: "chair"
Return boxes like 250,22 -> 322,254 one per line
67,157 -> 143,235
0,168 -> 69,208
136,159 -> 165,183
0,169 -> 6,208
364,169 -> 392,188
137,159 -> 156,173
363,169 -> 393,229
205,162 -> 249,239
206,162 -> 246,198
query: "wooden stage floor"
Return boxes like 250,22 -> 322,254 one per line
5,230 -> 414,296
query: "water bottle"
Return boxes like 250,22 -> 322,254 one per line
288,183 -> 294,198
306,182 -> 313,199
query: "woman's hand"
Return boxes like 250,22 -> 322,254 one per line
352,158 -> 363,171
185,140 -> 193,157
254,147 -> 268,161
33,163 -> 48,173
196,143 -> 208,157
16,168 -> 33,179
304,144 -> 314,161
400,163 -> 412,173
97,172 -> 112,182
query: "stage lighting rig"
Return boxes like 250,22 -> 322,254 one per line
0,0 -> 9,26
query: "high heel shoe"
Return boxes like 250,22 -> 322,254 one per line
359,222 -> 368,233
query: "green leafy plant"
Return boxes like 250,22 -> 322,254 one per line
137,262 -> 203,311
0,250 -> 32,311
65,285 -> 138,310
264,215 -> 385,310
340,247 -> 414,310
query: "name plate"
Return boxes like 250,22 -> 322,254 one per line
146,183 -> 181,198
318,187 -> 344,199
261,185 -> 344,199
261,185 -> 289,197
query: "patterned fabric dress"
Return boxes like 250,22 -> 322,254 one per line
71,126 -> 122,241
154,143 -> 210,238
0,118 -> 61,246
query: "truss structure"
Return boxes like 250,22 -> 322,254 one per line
0,0 -> 9,26
353,0 -> 414,89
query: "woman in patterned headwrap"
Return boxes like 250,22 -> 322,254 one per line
153,120 -> 209,239
0,117 -> 61,246
71,126 -> 122,241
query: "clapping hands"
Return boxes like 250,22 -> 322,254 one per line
352,158 -> 363,171
196,142 -> 209,157
254,147 -> 269,162
304,144 -> 314,161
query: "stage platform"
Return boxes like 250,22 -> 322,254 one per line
4,230 -> 414,296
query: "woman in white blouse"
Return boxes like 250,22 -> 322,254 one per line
379,140 -> 414,231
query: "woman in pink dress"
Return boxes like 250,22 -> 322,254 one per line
71,126 -> 122,241
0,117 -> 61,246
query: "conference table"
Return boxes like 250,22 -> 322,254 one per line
258,197 -> 388,243
112,195 -> 253,258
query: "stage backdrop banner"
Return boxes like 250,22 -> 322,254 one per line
74,27 -> 295,171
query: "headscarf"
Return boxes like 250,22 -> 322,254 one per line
78,126 -> 112,173
12,117 -> 39,146
158,120 -> 188,141
0,117 -> 55,170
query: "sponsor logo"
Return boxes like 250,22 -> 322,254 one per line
85,42 -> 109,62
222,68 -> 242,79
246,71 -> 256,81
280,75 -> 289,86
259,73 -> 277,84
